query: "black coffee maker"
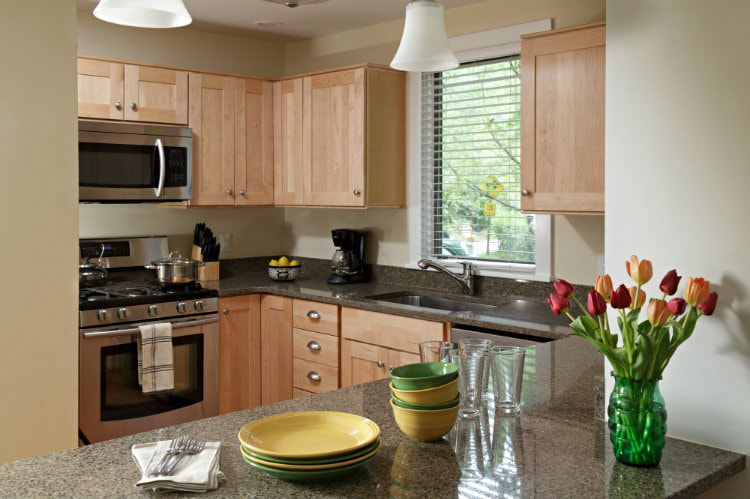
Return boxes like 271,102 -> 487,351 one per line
328,229 -> 367,284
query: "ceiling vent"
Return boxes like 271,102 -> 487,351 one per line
262,0 -> 327,7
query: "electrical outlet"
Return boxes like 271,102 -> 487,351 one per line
219,233 -> 232,254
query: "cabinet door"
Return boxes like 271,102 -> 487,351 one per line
188,73 -> 235,206
273,79 -> 304,206
260,295 -> 293,404
219,295 -> 261,414
124,65 -> 188,124
302,69 -> 366,207
341,340 -> 420,388
77,58 -> 124,120
520,23 -> 605,214
234,78 -> 274,206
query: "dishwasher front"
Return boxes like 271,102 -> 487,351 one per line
450,324 -> 549,348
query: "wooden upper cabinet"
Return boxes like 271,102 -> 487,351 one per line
520,23 -> 605,214
124,65 -> 188,124
219,295 -> 262,414
77,58 -> 124,120
235,78 -> 274,206
189,73 -> 236,206
273,79 -> 304,206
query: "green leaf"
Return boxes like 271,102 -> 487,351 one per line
627,309 -> 641,323
637,320 -> 652,335
632,334 -> 654,380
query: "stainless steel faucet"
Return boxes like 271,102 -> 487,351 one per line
417,259 -> 475,295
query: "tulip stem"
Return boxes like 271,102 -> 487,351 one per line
570,294 -> 593,320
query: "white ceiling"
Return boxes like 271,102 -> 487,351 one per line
77,0 -> 484,42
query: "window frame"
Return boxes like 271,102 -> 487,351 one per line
406,19 -> 553,281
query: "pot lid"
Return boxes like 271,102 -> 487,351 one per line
151,250 -> 201,267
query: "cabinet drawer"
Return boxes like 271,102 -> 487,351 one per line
341,307 -> 444,353
293,328 -> 339,367
293,299 -> 339,335
293,388 -> 314,399
293,358 -> 338,394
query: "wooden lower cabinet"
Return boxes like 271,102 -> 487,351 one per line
340,339 -> 419,387
260,295 -> 294,404
293,388 -> 313,399
218,295 -> 261,414
293,358 -> 338,394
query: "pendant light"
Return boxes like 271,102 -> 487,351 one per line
93,0 -> 192,29
390,0 -> 458,72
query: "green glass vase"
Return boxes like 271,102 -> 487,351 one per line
607,374 -> 667,466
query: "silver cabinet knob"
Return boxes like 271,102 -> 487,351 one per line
353,188 -> 361,196
306,310 -> 321,320
130,102 -> 138,111
147,304 -> 159,317
117,307 -> 131,320
225,188 -> 234,196
307,371 -> 322,382
239,190 -> 246,196
307,341 -> 322,351
376,360 -> 385,368
176,302 -> 188,313
521,189 -> 530,196
194,300 -> 205,311
114,101 -> 122,110
222,308 -> 229,316
96,309 -> 109,322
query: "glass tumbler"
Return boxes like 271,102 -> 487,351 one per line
489,346 -> 526,414
419,341 -> 457,362
448,348 -> 486,418
459,338 -> 492,404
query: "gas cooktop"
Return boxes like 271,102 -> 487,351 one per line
79,281 -> 218,311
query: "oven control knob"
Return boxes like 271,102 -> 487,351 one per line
176,302 -> 189,313
117,307 -> 131,320
96,309 -> 109,322
194,300 -> 205,311
147,305 -> 159,317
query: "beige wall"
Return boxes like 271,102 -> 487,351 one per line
0,2 -> 79,463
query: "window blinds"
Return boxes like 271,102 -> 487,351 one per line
421,55 -> 535,265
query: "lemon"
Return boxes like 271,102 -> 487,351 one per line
278,256 -> 289,267
290,259 -> 300,267
269,259 -> 280,267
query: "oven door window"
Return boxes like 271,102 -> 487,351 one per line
100,334 -> 203,421
79,142 -> 158,188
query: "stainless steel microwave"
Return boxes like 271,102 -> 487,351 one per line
79,120 -> 192,202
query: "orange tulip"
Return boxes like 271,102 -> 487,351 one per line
684,277 -> 711,306
647,299 -> 670,327
595,274 -> 613,302
626,255 -> 653,285
629,286 -> 646,309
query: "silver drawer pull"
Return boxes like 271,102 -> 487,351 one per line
307,340 -> 322,351
376,360 -> 385,368
307,371 -> 321,382
306,310 -> 321,320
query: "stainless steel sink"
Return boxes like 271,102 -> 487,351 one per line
365,292 -> 497,313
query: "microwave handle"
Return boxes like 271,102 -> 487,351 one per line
154,138 -> 165,198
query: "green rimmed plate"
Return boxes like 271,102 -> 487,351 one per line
241,438 -> 381,465
242,450 -> 377,481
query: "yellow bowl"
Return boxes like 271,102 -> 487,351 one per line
390,400 -> 458,441
390,378 -> 458,405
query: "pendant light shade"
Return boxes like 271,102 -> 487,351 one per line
390,0 -> 458,72
93,0 -> 192,29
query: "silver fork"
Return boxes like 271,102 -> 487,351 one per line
147,435 -> 187,477
160,438 -> 206,476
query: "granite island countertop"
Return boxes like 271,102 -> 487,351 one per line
0,336 -> 743,498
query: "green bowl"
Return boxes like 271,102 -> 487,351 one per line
389,362 -> 458,390
391,394 -> 460,411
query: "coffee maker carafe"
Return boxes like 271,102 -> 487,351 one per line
328,229 -> 367,284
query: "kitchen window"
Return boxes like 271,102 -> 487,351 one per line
414,42 -> 551,281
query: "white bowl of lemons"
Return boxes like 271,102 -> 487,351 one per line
268,256 -> 301,281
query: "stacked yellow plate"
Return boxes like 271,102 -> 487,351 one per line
237,411 -> 380,481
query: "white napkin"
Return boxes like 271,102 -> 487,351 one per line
132,440 -> 222,493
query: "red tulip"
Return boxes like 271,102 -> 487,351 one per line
659,269 -> 682,296
587,290 -> 607,316
547,292 -> 570,316
698,292 -> 718,316
667,298 -> 687,316
553,279 -> 574,298
610,284 -> 632,309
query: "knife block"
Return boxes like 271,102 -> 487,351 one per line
191,245 -> 203,262
199,261 -> 220,282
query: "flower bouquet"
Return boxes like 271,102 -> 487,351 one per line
547,256 -> 717,466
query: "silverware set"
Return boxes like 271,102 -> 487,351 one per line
148,435 -> 206,477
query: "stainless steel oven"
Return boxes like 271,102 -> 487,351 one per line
79,119 -> 192,202
79,306 -> 218,444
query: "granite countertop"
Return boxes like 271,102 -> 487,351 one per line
215,269 -> 571,340
0,336 -> 743,498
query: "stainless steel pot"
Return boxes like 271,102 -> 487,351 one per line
146,250 -> 204,285
79,257 -> 108,288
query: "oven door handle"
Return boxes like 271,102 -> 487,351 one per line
154,137 -> 166,198
82,315 -> 218,339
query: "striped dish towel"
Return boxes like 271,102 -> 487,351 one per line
137,323 -> 174,394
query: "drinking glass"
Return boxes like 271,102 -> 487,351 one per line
448,348 -> 485,418
419,341 -> 457,362
489,346 -> 526,414
459,338 -> 492,404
